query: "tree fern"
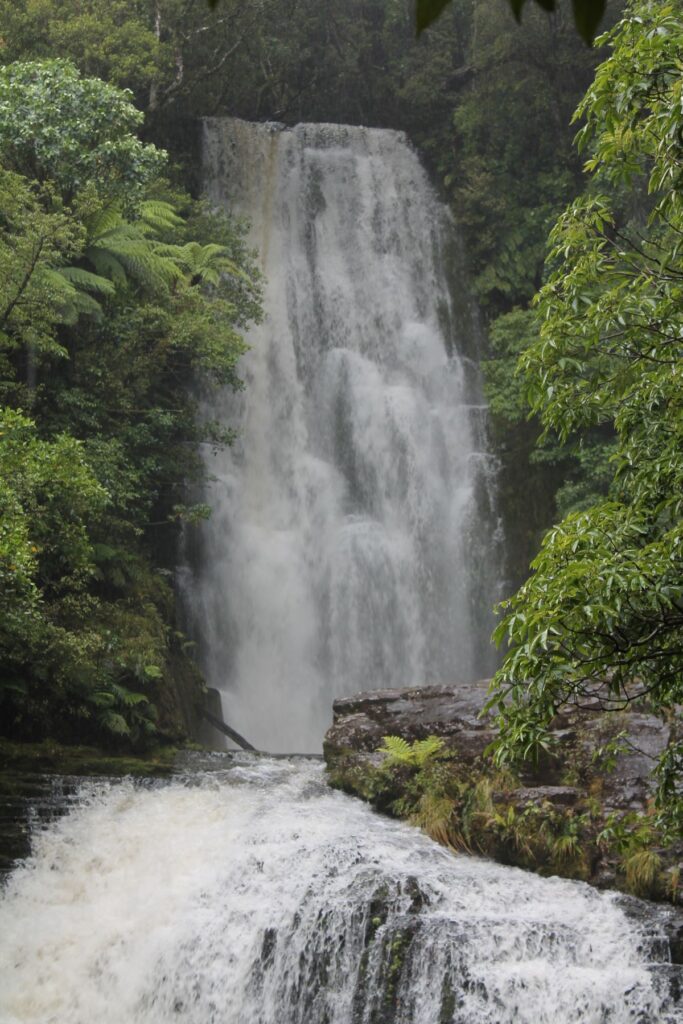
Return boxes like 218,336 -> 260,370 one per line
140,199 -> 184,233
82,205 -> 184,293
162,240 -> 250,287
57,265 -> 116,297
40,267 -> 106,323
97,710 -> 131,736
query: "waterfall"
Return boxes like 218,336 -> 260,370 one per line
183,119 -> 501,752
0,757 -> 679,1023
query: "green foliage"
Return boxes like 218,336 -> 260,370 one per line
0,58 -> 261,748
0,407 -> 106,728
354,740 -> 599,878
331,726 -> 680,900
623,848 -> 662,899
483,310 -> 538,425
0,169 -> 86,373
379,735 -> 445,767
456,1 -> 612,582
450,0 -> 600,313
488,0 -> 683,835
0,60 -> 165,205
0,409 -> 168,746
0,0 -> 163,108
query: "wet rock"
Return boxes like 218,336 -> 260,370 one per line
665,910 -> 683,966
511,785 -> 580,808
402,875 -> 430,914
617,895 -> 683,966
324,682 -> 672,819
324,681 -> 494,763
324,681 -> 682,910
261,927 -> 277,966
578,712 -> 671,810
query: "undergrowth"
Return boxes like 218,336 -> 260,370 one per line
328,735 -> 681,904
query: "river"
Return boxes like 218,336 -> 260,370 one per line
0,755 -> 679,1023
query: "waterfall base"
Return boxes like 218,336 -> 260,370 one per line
0,754 -> 680,1023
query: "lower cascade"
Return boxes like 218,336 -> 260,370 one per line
0,757 -> 679,1024
183,119 -> 501,753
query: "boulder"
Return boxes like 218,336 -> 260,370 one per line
324,681 -> 495,763
324,681 -> 672,817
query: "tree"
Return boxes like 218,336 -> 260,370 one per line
0,170 -> 86,379
449,0 -> 607,313
0,59 -> 165,204
0,60 -> 262,746
488,0 -> 683,833
0,407 -> 117,739
0,0 -> 164,108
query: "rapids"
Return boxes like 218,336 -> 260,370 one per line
0,757 -> 679,1024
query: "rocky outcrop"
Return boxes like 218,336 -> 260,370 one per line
324,681 -> 682,922
324,681 -> 671,816
577,710 -> 671,812
324,681 -> 495,763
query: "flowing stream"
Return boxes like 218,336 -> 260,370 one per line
0,755 -> 680,1023
183,119 -> 501,752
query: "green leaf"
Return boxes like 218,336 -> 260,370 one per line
379,735 -> 413,764
99,711 -> 130,736
508,0 -> 528,19
571,0 -> 606,45
415,0 -> 452,36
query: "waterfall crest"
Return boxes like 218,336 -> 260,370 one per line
0,758 -> 678,1023
184,119 -> 501,752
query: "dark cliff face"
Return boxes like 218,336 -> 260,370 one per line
323,682 -> 683,929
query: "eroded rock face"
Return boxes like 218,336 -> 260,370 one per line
324,681 -> 671,817
323,681 -> 495,763
579,712 -> 671,812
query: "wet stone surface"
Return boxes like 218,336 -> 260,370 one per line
0,773 -> 82,881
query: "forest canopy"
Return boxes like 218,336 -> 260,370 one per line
417,0 -> 608,43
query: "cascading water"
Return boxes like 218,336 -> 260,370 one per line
3,121 -> 679,1024
182,119 -> 501,752
0,756 -> 680,1024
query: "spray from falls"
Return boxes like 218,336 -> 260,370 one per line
0,758 -> 678,1024
184,119 -> 501,752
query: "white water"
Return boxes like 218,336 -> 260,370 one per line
182,119 -> 501,752
0,757 -> 678,1024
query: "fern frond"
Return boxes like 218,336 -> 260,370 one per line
98,710 -> 131,736
87,248 -> 128,288
380,735 -> 413,764
412,736 -> 445,766
40,267 -> 103,321
85,204 -> 124,239
140,199 -> 184,232
67,289 -> 104,318
111,683 -> 150,707
57,266 -> 116,296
